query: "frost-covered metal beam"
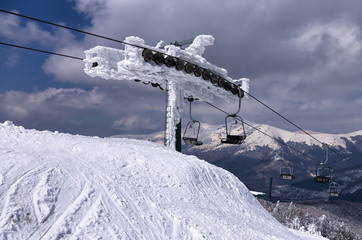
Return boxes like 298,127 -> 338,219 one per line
84,35 -> 249,103
84,35 -> 250,150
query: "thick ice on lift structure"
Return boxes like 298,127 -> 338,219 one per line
84,35 -> 250,149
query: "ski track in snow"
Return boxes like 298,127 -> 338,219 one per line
0,122 -> 327,240
33,168 -> 60,224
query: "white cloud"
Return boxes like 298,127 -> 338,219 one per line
112,116 -> 160,132
290,20 -> 362,66
0,12 -> 56,45
42,46 -> 86,82
1,88 -> 105,118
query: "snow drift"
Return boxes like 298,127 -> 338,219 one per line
0,121 -> 325,239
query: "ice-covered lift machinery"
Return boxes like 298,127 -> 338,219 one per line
84,35 -> 250,150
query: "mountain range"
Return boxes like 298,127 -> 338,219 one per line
115,121 -> 362,203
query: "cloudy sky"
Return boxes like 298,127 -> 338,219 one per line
1,0 -> 362,138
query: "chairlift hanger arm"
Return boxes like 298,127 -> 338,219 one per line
322,144 -> 329,164
171,39 -> 194,47
229,88 -> 243,116
187,98 -> 196,122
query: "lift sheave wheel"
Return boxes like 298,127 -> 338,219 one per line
218,78 -> 226,88
176,59 -> 184,71
194,66 -> 203,77
142,49 -> 153,62
223,81 -> 233,92
164,56 -> 176,67
154,52 -> 165,65
210,74 -> 219,85
185,63 -> 195,74
231,84 -> 241,95
202,69 -> 212,80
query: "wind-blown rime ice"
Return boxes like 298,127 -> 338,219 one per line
0,121 -> 325,239
84,35 -> 250,149
84,35 -> 249,103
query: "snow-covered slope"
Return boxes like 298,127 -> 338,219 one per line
0,121 -> 325,239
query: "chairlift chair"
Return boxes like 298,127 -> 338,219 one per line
314,163 -> 331,183
220,88 -> 247,144
280,166 -> 295,180
314,145 -> 331,183
329,181 -> 340,197
221,115 -> 247,144
279,146 -> 295,180
182,98 -> 203,146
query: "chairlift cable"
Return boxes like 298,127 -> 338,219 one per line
0,41 -> 84,60
205,100 -> 362,171
204,101 -> 322,164
246,92 -> 360,168
0,9 -> 141,49
0,9 -> 183,60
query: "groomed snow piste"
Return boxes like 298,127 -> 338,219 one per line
0,122 -> 326,239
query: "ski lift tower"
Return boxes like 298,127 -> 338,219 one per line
83,35 -> 250,151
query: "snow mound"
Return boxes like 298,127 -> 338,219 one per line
0,122 -> 325,239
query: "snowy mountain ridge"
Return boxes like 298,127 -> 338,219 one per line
190,122 -> 361,153
178,122 -> 362,202
114,121 -> 362,152
0,121 -> 325,239
116,121 -> 362,202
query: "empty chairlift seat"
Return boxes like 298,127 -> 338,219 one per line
183,98 -> 203,146
314,163 -> 331,183
329,181 -> 340,196
220,88 -> 247,145
280,166 -> 295,180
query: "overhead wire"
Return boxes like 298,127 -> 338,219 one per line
205,99 -> 362,170
0,42 -> 84,60
244,92 -> 360,168
204,101 -> 320,163
0,9 -> 141,49
1,8 -> 360,169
